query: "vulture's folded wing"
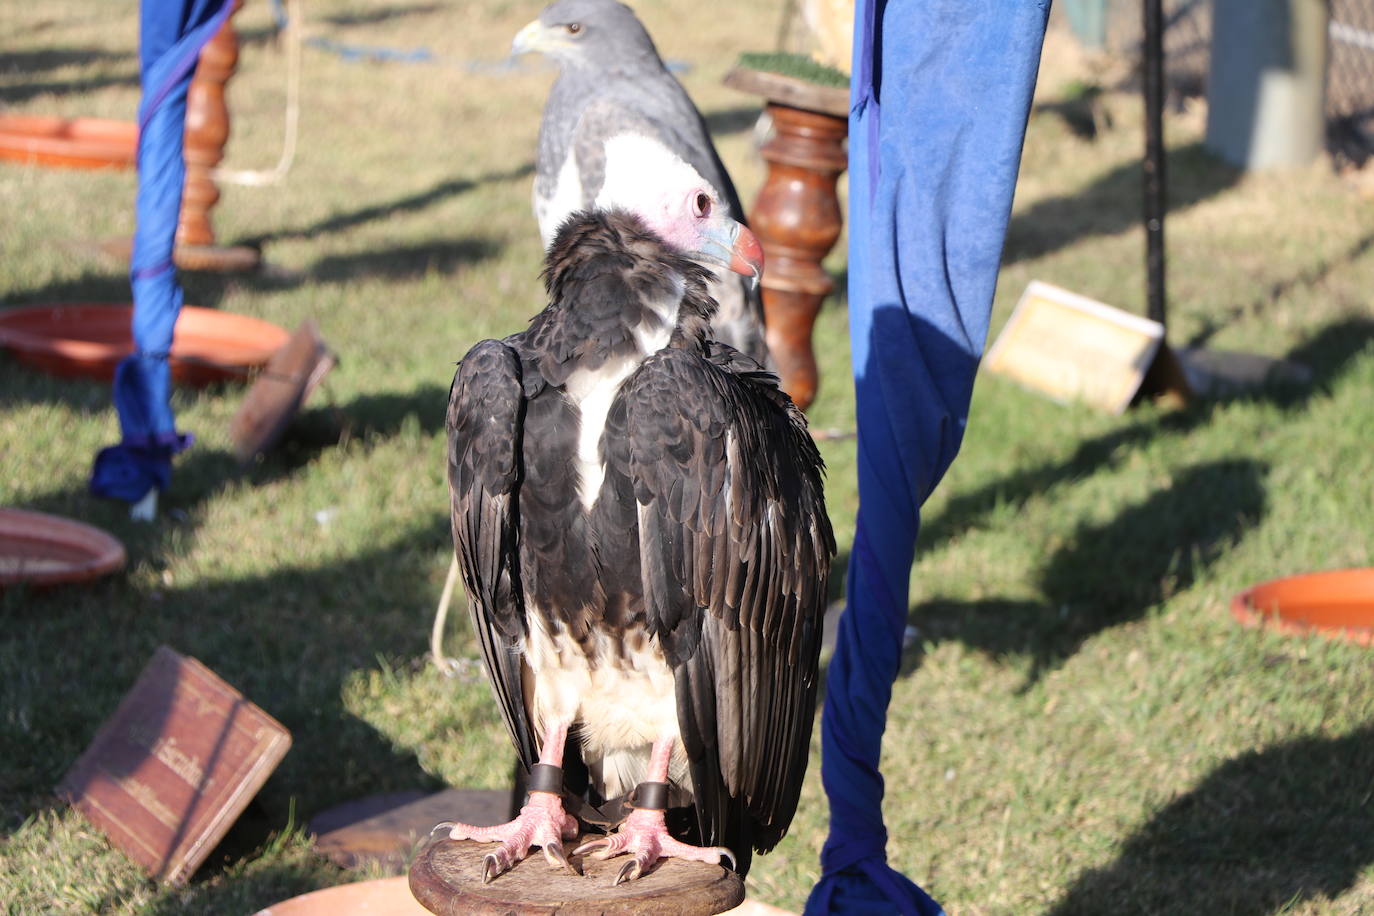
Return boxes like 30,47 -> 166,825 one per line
622,346 -> 834,852
447,339 -> 538,767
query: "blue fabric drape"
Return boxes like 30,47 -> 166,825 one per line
90,0 -> 233,503
805,2 -> 1049,913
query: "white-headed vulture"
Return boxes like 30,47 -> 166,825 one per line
441,134 -> 833,885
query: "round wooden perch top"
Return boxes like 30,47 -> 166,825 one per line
722,67 -> 850,119
409,837 -> 745,916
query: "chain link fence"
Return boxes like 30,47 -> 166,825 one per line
1060,0 -> 1374,164
1329,0 -> 1374,165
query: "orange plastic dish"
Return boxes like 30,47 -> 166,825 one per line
251,876 -> 429,916
0,508 -> 126,588
1231,568 -> 1374,647
0,115 -> 137,170
0,304 -> 289,386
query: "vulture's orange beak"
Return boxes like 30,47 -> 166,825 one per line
699,216 -> 764,285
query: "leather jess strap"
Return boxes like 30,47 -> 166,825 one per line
627,781 -> 669,811
527,763 -> 564,794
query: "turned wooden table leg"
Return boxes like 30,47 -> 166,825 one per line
751,102 -> 848,409
178,0 -> 240,250
170,0 -> 259,272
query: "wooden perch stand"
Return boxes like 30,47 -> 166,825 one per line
172,0 -> 260,272
409,837 -> 745,915
725,67 -> 850,410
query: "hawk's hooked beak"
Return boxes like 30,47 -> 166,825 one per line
698,217 -> 764,286
511,19 -> 566,56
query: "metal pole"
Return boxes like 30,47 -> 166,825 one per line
1143,0 -> 1167,328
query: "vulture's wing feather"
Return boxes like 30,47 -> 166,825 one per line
447,339 -> 538,768
624,346 -> 834,857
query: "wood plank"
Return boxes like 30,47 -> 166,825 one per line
985,280 -> 1166,414
56,646 -> 291,886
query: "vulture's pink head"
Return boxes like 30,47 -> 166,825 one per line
593,133 -> 764,282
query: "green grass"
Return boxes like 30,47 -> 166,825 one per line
736,51 -> 849,89
3,6 -> 1374,914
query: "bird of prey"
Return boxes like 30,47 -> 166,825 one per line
512,0 -> 771,367
440,134 -> 833,884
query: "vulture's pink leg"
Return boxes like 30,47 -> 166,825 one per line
433,718 -> 579,882
572,735 -> 736,884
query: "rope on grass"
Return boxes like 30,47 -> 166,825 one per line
430,554 -> 464,677
212,0 -> 303,187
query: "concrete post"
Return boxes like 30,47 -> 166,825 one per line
1206,0 -> 1328,169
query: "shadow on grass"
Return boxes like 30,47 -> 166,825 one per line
4,375 -> 452,573
242,165 -> 534,248
224,382 -> 452,482
917,458 -> 1266,687
0,515 -> 456,834
0,359 -> 116,413
1046,724 -> 1374,915
1,269 -> 133,307
907,317 -> 1374,684
919,317 -> 1374,556
180,236 -> 503,301
0,46 -> 132,74
1187,230 -> 1374,348
1002,142 -> 1240,265
307,238 -> 501,285
0,73 -> 139,105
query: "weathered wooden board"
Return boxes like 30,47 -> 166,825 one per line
56,646 -> 291,886
985,280 -> 1166,413
311,787 -> 515,873
230,319 -> 336,463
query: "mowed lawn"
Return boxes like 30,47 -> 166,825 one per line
3,2 -> 1374,913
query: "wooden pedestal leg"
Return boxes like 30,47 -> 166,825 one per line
750,103 -> 848,410
179,3 -> 239,248
175,0 -> 259,272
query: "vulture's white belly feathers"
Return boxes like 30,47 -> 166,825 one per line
523,614 -> 684,797
521,286 -> 685,797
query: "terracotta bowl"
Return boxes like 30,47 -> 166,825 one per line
0,304 -> 289,386
0,115 -> 137,169
1231,568 -> 1374,647
0,508 -> 126,588
252,876 -> 430,916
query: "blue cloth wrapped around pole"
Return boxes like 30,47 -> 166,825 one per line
805,2 -> 1049,913
90,0 -> 233,503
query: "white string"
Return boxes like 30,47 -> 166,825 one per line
212,0 -> 303,187
430,555 -> 463,677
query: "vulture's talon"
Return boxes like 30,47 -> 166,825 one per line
482,851 -> 508,884
430,820 -> 456,838
572,836 -> 615,859
543,839 -> 572,871
614,857 -> 643,885
718,846 -> 737,872
444,787 -> 573,882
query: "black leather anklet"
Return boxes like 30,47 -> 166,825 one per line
527,763 -> 563,794
628,781 -> 669,811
